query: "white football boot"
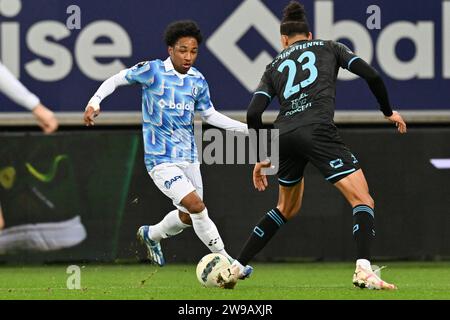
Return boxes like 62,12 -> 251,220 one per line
353,264 -> 397,290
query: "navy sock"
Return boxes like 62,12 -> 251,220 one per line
237,208 -> 287,266
352,205 -> 375,260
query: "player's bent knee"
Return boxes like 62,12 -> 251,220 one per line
185,200 -> 206,214
180,191 -> 205,213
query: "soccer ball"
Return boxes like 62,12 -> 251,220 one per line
196,253 -> 231,288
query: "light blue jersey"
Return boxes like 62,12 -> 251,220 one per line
125,58 -> 213,171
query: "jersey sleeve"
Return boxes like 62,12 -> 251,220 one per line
254,67 -> 276,100
195,80 -> 214,116
0,62 -> 40,110
331,41 -> 360,71
125,61 -> 154,85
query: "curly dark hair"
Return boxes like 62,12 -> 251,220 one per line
280,1 -> 310,37
164,20 -> 203,47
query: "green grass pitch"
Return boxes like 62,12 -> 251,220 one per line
1,262 -> 449,300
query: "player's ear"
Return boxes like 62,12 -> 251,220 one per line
168,46 -> 174,56
307,32 -> 313,40
280,35 -> 289,49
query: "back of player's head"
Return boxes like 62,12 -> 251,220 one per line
280,1 -> 310,37
164,20 -> 203,47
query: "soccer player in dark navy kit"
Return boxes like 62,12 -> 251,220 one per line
220,1 -> 406,290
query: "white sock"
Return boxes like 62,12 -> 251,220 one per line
189,208 -> 232,261
356,259 -> 372,270
148,210 -> 191,242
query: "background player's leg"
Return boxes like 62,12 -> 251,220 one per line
181,191 -> 232,261
0,204 -> 4,230
235,180 -> 305,267
334,169 -> 374,263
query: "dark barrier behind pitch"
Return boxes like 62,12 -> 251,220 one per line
1,127 -> 449,263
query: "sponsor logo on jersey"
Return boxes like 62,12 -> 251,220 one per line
158,99 -> 195,111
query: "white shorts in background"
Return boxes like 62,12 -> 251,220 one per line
149,162 -> 203,212
0,216 -> 87,254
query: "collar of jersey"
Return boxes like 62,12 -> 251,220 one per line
164,57 -> 196,78
290,39 -> 309,47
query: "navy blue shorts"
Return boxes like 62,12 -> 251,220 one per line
277,123 -> 360,186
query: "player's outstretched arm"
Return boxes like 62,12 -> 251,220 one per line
84,70 -> 129,126
348,59 -> 407,134
201,108 -> 248,134
247,94 -> 269,132
0,62 -> 59,133
247,93 -> 273,191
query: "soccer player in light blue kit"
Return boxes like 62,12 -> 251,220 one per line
84,21 -> 252,277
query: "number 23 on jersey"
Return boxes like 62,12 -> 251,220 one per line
277,51 -> 318,99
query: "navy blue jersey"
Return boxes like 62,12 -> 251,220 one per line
255,40 -> 359,134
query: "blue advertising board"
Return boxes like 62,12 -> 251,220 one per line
0,0 -> 448,112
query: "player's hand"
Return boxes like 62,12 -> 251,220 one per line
386,111 -> 407,134
253,160 -> 271,192
32,104 -> 58,134
84,105 -> 100,126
